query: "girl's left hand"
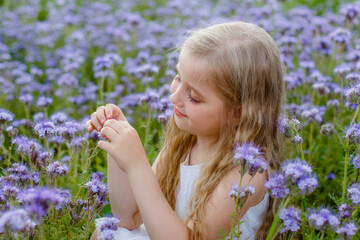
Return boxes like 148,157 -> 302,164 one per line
97,118 -> 149,174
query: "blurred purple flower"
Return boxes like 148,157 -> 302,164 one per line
46,161 -> 69,177
308,208 -> 340,230
56,121 -> 83,140
347,183 -> 360,205
279,207 -> 301,233
340,3 -> 360,22
19,93 -> 33,104
70,136 -> 87,149
345,123 -> 360,143
0,208 -> 36,233
0,109 -> 14,124
36,96 -> 53,108
339,204 -> 352,219
58,73 -> 78,88
329,28 -> 352,45
18,187 -> 65,221
233,142 -> 267,176
352,155 -> 360,169
336,222 -> 358,238
229,185 -> 255,200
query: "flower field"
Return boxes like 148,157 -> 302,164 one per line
0,0 -> 360,239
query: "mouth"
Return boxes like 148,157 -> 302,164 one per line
174,107 -> 187,117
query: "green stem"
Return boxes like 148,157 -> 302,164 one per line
308,123 -> 314,163
342,103 -> 360,202
266,196 -> 291,240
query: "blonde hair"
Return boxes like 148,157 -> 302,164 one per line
156,21 -> 285,239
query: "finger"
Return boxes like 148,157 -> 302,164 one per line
96,106 -> 107,125
85,120 -> 94,131
105,103 -> 127,122
100,126 -> 119,143
103,119 -> 127,135
97,139 -> 112,153
91,112 -> 102,131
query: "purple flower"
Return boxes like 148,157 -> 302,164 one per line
33,121 -> 56,138
98,217 -> 120,232
308,208 -> 340,230
19,93 -> 33,104
339,204 -> 352,219
18,188 -> 65,221
46,161 -> 69,177
91,172 -> 105,181
346,72 -> 360,84
0,109 -> 14,124
11,136 -> 41,156
347,183 -> 360,205
336,222 -> 358,238
36,96 -> 53,108
296,176 -> 318,194
352,155 -> 360,169
99,229 -> 117,240
265,173 -> 290,199
276,115 -> 301,138
50,112 -> 68,124
340,3 -> 360,22
279,207 -> 301,233
233,142 -> 267,176
56,121 -> 83,140
345,123 -> 360,143
326,99 -> 340,107
58,73 -> 78,88
0,208 -> 36,233
229,185 -> 255,200
70,136 -> 87,149
329,28 -> 352,45
282,159 -> 313,183
320,123 -> 335,136
325,172 -> 336,180
291,134 -> 303,144
84,178 -> 108,202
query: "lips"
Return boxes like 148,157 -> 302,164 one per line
174,107 -> 187,117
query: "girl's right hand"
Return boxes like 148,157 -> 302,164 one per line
85,103 -> 126,134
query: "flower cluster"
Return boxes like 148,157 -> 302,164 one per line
265,159 -> 318,198
233,142 -> 267,176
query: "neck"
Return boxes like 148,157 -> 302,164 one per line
189,135 -> 216,165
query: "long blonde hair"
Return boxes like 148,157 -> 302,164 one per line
156,21 -> 285,239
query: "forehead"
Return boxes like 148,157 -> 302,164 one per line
177,49 -> 212,88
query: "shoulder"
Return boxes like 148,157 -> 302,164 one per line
198,167 -> 268,239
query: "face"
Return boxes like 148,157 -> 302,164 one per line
170,49 -> 224,140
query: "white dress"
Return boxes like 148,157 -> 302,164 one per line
95,153 -> 269,240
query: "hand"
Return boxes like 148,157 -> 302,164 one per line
86,105 -> 149,173
85,104 -> 124,135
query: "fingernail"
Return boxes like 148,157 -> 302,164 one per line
107,114 -> 111,118
87,126 -> 91,131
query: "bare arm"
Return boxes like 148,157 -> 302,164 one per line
107,153 -> 142,229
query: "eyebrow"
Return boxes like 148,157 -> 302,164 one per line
175,64 -> 204,98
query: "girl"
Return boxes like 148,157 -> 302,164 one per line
86,21 -> 284,240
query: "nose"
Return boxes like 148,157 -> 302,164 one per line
170,79 -> 184,107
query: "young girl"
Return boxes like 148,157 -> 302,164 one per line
86,21 -> 284,240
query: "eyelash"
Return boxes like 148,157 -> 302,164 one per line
175,75 -> 200,104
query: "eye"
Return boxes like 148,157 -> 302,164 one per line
188,93 -> 200,104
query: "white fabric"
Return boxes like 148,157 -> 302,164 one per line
95,152 -> 269,240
